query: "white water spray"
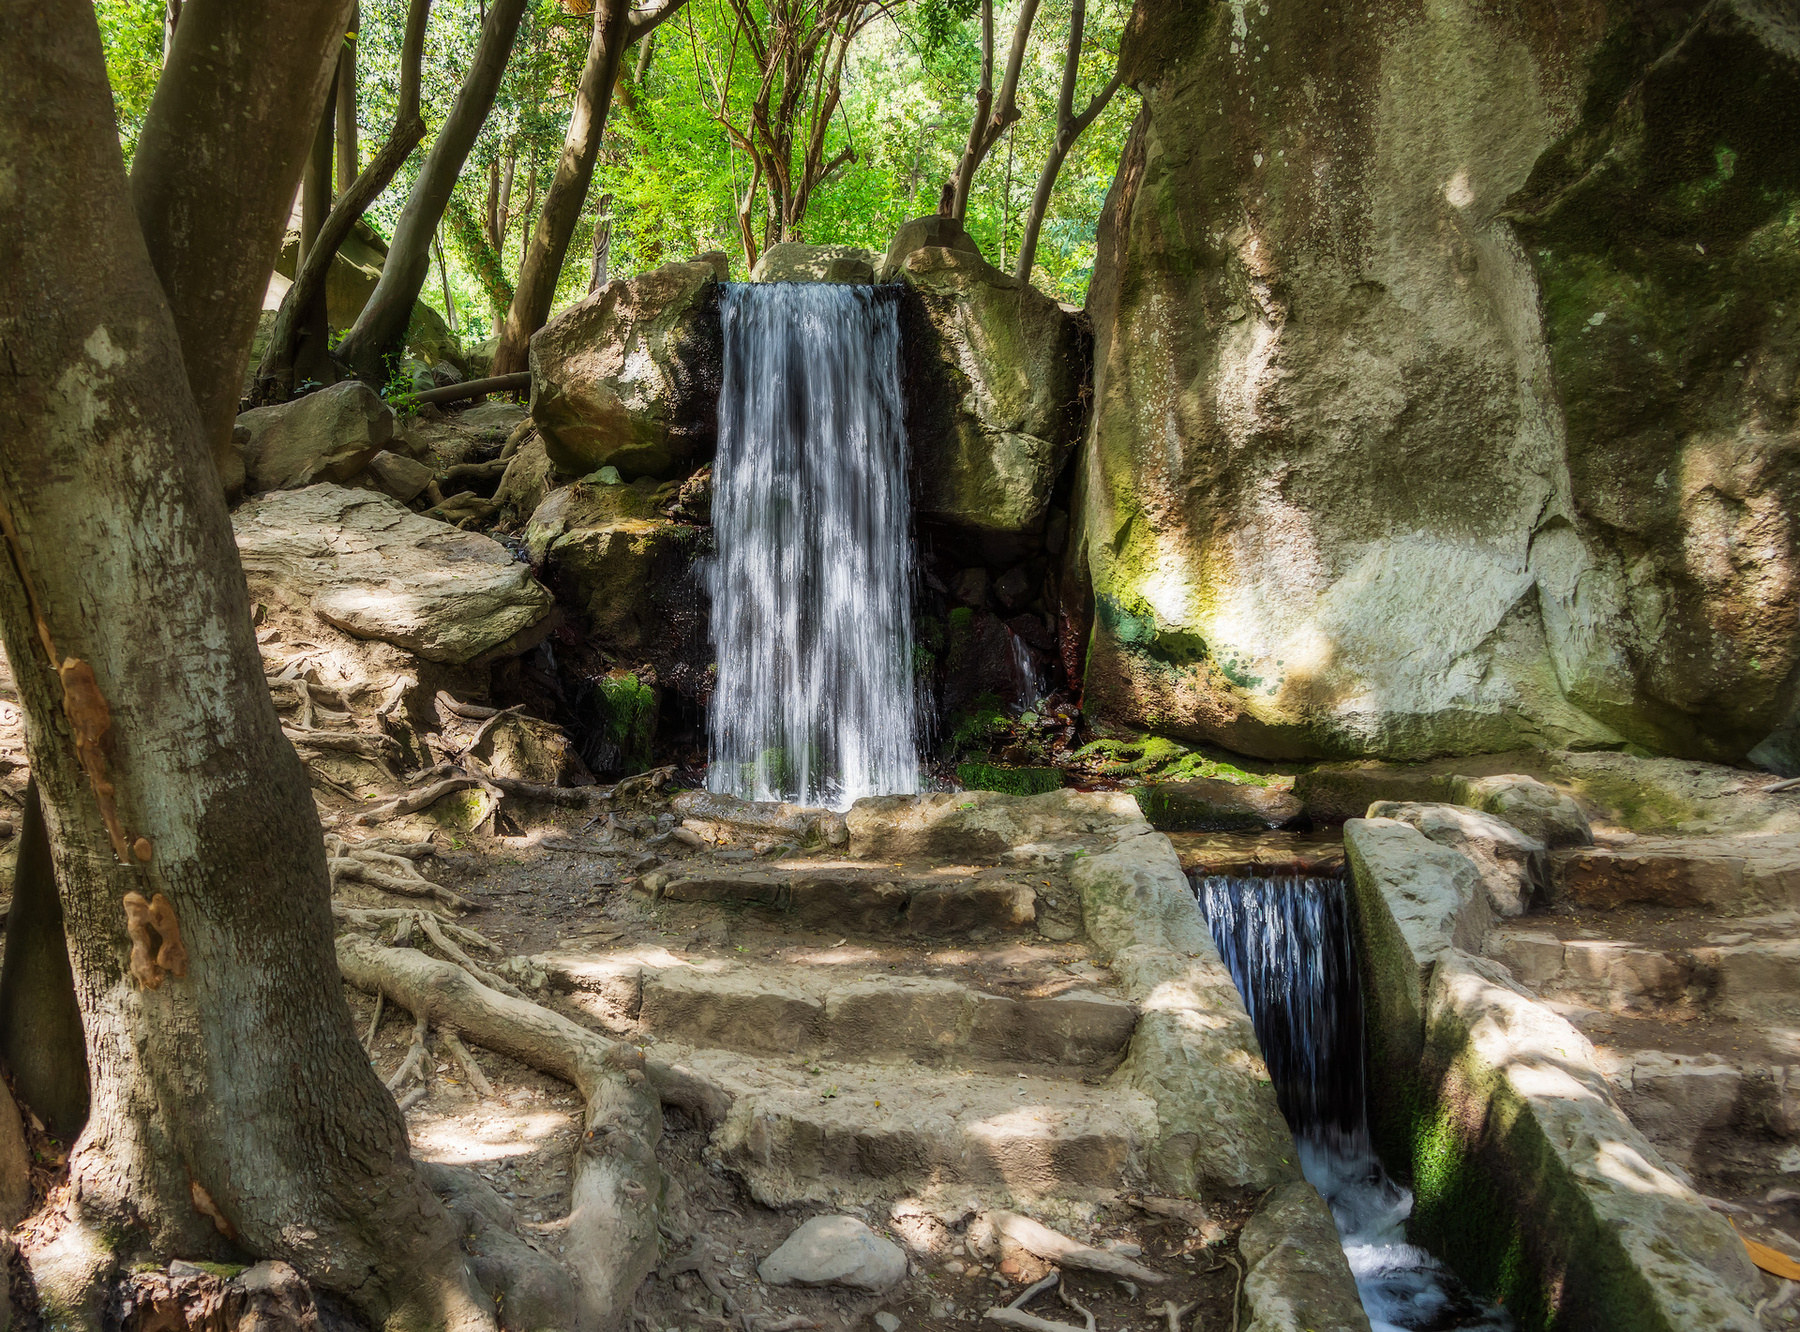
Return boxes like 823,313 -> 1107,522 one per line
1196,874 -> 1512,1332
705,283 -> 920,810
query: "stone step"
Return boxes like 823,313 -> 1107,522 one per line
676,1049 -> 1156,1207
648,863 -> 1080,939
636,965 -> 1137,1068
1496,918 -> 1800,1021
1548,838 -> 1800,915
1588,1045 -> 1798,1177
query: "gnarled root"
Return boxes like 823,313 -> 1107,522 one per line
325,833 -> 475,913
337,934 -> 732,1325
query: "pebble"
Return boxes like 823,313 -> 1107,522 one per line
759,1215 -> 908,1293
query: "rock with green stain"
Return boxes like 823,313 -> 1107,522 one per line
531,258 -> 723,478
1076,0 -> 1800,767
900,246 -> 1088,552
585,671 -> 658,775
1133,777 -> 1301,832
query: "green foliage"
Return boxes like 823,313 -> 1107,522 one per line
947,692 -> 1010,751
591,672 -> 657,775
95,0 -> 164,163
1071,734 -> 1271,785
956,762 -> 1063,795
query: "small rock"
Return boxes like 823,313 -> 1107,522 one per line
672,826 -> 704,848
759,1215 -> 909,1293
365,449 -> 435,503
168,1259 -> 209,1279
875,1314 -> 901,1332
930,1299 -> 955,1319
632,853 -> 663,874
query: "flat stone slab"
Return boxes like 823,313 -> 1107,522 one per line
1550,836 -> 1800,914
758,1215 -> 906,1291
234,484 -> 553,664
657,867 -> 1038,936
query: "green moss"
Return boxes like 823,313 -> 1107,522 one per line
1556,770 -> 1697,832
957,762 -> 1064,795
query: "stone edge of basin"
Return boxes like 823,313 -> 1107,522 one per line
1345,816 -> 1763,1332
1061,795 -> 1373,1332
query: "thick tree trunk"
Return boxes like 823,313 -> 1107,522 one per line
336,3 -> 360,196
336,0 -> 531,385
490,0 -> 636,376
0,6 -> 495,1328
295,77 -> 338,389
0,782 -> 90,1142
130,0 -> 357,484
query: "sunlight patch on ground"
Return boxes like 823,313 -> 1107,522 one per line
411,1106 -> 574,1164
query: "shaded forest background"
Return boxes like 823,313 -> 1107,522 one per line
98,0 -> 1130,327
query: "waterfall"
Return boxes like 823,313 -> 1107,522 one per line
705,282 -> 920,810
1195,875 -> 1512,1332
1008,628 -> 1045,711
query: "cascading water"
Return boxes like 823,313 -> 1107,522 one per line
705,282 -> 920,810
1008,628 -> 1045,711
1195,875 -> 1512,1332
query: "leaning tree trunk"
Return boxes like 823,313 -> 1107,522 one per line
491,0 -> 638,376
336,3 -> 360,196
294,76 -> 338,389
336,0 -> 531,385
130,0 -> 362,487
0,6 -> 496,1329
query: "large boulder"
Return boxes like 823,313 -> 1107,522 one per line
234,485 -> 554,665
525,485 -> 705,692
1074,0 -> 1800,764
901,246 -> 1089,558
235,382 -> 393,494
878,213 -> 982,282
750,243 -> 876,284
529,258 -> 723,479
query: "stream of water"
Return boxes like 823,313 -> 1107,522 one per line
1195,874 -> 1512,1332
705,282 -> 919,809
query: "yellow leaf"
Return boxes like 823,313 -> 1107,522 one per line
1733,1221 -> 1800,1280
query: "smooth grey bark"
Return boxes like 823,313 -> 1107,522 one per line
130,0 -> 357,483
588,192 -> 614,293
0,781 -> 90,1142
0,3 -> 496,1327
336,0 -> 531,384
1013,0 -> 1121,284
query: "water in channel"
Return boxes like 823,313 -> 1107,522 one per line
1194,874 -> 1512,1332
705,282 -> 920,810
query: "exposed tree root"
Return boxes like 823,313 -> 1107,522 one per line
337,934 -> 733,1327
325,834 -> 477,913
353,776 -> 491,827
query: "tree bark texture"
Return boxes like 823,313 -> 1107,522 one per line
337,0 -> 532,385
130,0 -> 357,483
0,781 -> 90,1142
337,3 -> 361,196
492,0 -> 641,376
0,5 -> 495,1327
588,192 -> 614,293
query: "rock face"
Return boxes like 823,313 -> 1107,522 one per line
1365,802 -> 1545,917
901,246 -> 1089,558
1075,0 -> 1800,764
525,483 -> 705,692
234,485 -> 554,665
878,213 -> 982,282
529,258 -> 723,479
750,243 -> 876,284
235,382 -> 393,494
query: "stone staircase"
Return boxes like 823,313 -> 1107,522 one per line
539,853 -> 1155,1213
1492,837 -> 1800,1191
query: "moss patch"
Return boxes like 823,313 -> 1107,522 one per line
957,762 -> 1065,796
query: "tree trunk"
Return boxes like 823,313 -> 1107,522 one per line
336,3 -> 360,195
130,0 -> 358,485
295,75 -> 338,389
435,228 -> 458,335
588,192 -> 614,292
0,781 -> 90,1142
161,0 -> 180,66
950,0 -> 1039,221
0,6 -> 496,1327
336,0 -> 531,385
444,189 -> 516,327
490,0 -> 640,377
517,157 -> 538,270
252,0 -> 432,407
1013,0 -> 1121,286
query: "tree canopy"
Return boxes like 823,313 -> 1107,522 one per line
97,0 -> 1131,330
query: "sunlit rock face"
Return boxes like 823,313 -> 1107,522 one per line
1073,0 -> 1800,764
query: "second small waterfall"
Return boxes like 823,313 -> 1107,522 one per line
706,283 -> 920,809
